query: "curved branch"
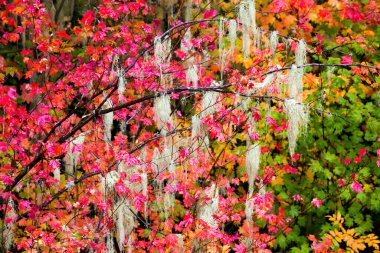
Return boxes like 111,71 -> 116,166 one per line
16,170 -> 107,222
261,63 -> 380,77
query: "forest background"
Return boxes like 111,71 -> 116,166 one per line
0,0 -> 380,252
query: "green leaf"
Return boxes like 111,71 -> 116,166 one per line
276,234 -> 287,249
340,189 -> 351,201
298,216 -> 307,226
321,223 -> 333,234
310,160 -> 323,173
357,191 -> 367,202
349,109 -> 362,123
290,247 -> 302,253
142,229 -> 151,237
359,167 -> 371,177
356,215 -> 373,233
289,205 -> 300,218
345,215 -> 354,227
370,193 -> 380,211
323,169 -> 333,180
324,152 -> 338,164
278,191 -> 289,202
333,166 -> 344,176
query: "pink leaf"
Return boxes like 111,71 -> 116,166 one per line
19,200 -> 31,211
49,159 -> 60,169
344,158 -> 351,165
234,243 -> 247,253
0,142 -> 7,152
293,194 -> 303,201
351,181 -> 363,193
203,9 -> 217,19
179,149 -> 190,158
249,132 -> 260,141
265,116 -> 276,125
341,55 -> 353,64
179,212 -> 194,228
269,0 -> 288,13
342,4 -> 364,23
129,173 -> 142,183
311,198 -> 323,208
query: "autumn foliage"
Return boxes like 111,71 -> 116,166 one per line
0,0 -> 379,252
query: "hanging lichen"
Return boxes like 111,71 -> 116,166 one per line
245,198 -> 254,222
295,39 -> 307,66
118,71 -> 125,103
238,1 -> 253,59
53,167 -> 60,183
270,31 -> 278,57
229,19 -> 237,54
200,81 -> 220,118
288,65 -> 303,102
106,233 -> 115,253
4,199 -> 15,251
181,29 -> 192,53
219,18 -> 225,56
64,131 -> 87,175
191,115 -> 201,140
253,72 -> 275,90
253,26 -> 262,49
154,94 -> 173,133
102,92 -> 114,145
177,234 -> 184,253
199,184 -> 219,227
219,18 -> 226,79
245,144 -> 260,196
154,36 -> 171,67
164,191 -> 174,219
184,0 -> 192,22
116,201 -> 135,250
248,0 -> 256,29
186,64 -> 198,87
242,32 -> 251,60
284,99 -> 309,157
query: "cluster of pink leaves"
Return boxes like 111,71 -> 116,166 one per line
0,0 -> 378,252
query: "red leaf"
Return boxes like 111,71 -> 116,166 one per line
81,10 -> 95,26
174,49 -> 187,60
307,234 -> 317,242
56,30 -> 70,40
358,148 -> 366,156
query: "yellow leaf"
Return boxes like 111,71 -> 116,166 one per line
328,0 -> 343,8
305,168 -> 314,183
221,245 -> 230,253
363,30 -> 375,37
359,83 -> 373,96
14,6 -> 25,14
271,170 -> 284,186
282,15 -> 297,27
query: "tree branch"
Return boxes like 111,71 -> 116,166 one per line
261,63 -> 380,77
